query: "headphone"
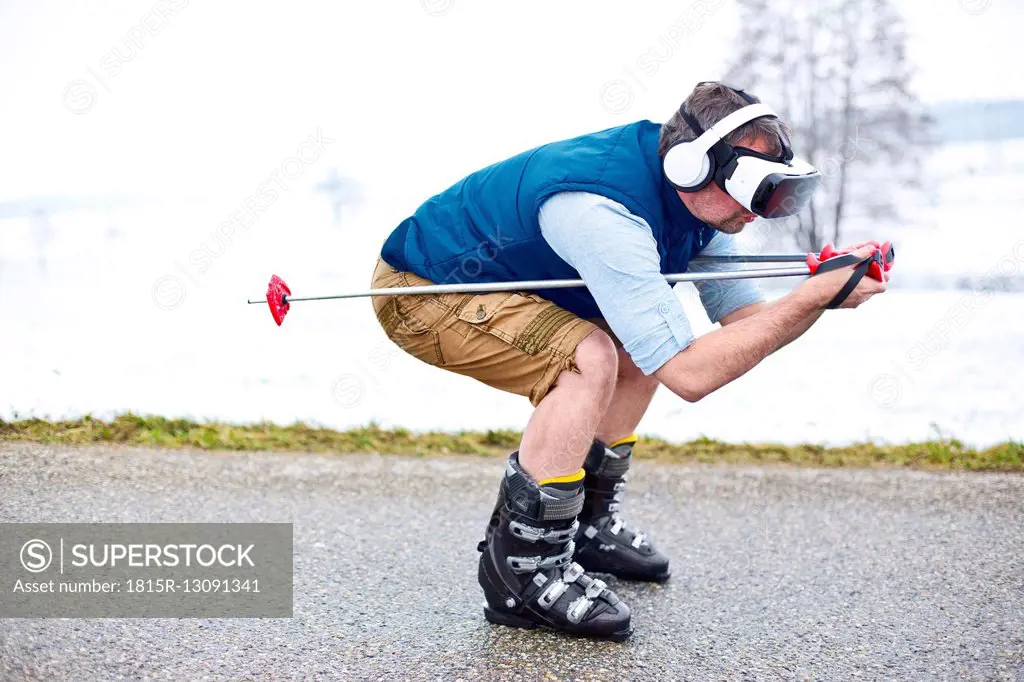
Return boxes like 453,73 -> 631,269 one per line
663,81 -> 792,193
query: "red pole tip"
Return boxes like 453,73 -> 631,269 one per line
266,274 -> 291,326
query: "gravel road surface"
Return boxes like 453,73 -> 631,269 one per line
1,443 -> 1021,680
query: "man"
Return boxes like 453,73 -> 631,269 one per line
370,82 -> 886,640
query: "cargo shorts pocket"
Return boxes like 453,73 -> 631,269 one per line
455,293 -> 518,342
375,298 -> 445,366
393,323 -> 444,366
454,292 -> 579,357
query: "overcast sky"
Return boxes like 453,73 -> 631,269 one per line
0,0 -> 1020,202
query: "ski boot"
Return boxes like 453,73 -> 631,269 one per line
477,452 -> 633,641
573,437 -> 671,582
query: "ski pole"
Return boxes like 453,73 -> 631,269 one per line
691,244 -> 894,266
250,243 -> 896,325
248,267 -> 811,325
689,254 -> 807,264
247,267 -> 809,304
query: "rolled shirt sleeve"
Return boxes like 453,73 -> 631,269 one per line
538,191 -> 695,375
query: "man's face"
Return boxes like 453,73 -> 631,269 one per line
676,136 -> 774,234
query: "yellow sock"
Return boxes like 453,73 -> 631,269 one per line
609,434 -> 638,449
538,468 -> 585,486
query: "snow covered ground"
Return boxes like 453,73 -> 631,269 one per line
1,140 -> 1021,447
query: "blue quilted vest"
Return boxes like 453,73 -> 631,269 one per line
380,120 -> 717,319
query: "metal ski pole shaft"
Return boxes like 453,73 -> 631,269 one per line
246,266 -> 810,305
689,254 -> 807,264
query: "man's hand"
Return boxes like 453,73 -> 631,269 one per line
654,245 -> 891,402
800,244 -> 888,310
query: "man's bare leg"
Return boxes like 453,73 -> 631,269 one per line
596,345 -> 659,445
518,330 -> 618,482
573,345 -> 671,582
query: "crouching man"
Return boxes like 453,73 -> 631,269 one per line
370,82 -> 885,640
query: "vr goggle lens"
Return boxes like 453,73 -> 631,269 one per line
750,172 -> 822,219
720,154 -> 821,219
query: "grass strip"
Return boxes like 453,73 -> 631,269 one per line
1,414 -> 1020,472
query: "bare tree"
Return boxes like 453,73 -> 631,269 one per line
725,0 -> 931,251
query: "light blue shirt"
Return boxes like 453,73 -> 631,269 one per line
538,191 -> 765,375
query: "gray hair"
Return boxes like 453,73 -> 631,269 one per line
657,82 -> 791,159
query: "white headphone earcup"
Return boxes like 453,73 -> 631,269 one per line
664,143 -> 711,191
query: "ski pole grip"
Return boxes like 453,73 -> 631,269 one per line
868,242 -> 895,282
807,242 -> 894,282
807,248 -> 888,308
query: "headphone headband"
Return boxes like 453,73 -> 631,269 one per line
688,103 -> 778,155
680,81 -> 758,135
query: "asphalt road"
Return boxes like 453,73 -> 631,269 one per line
1,443 -> 1021,681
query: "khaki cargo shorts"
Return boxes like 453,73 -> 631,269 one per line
370,257 -> 600,406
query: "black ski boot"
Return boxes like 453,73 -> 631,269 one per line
477,453 -> 633,641
573,438 -> 671,582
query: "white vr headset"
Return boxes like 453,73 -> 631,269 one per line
663,84 -> 821,219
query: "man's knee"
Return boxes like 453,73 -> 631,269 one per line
573,330 -> 619,394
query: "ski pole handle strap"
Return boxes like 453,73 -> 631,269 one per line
817,253 -> 879,309
812,253 -> 861,275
